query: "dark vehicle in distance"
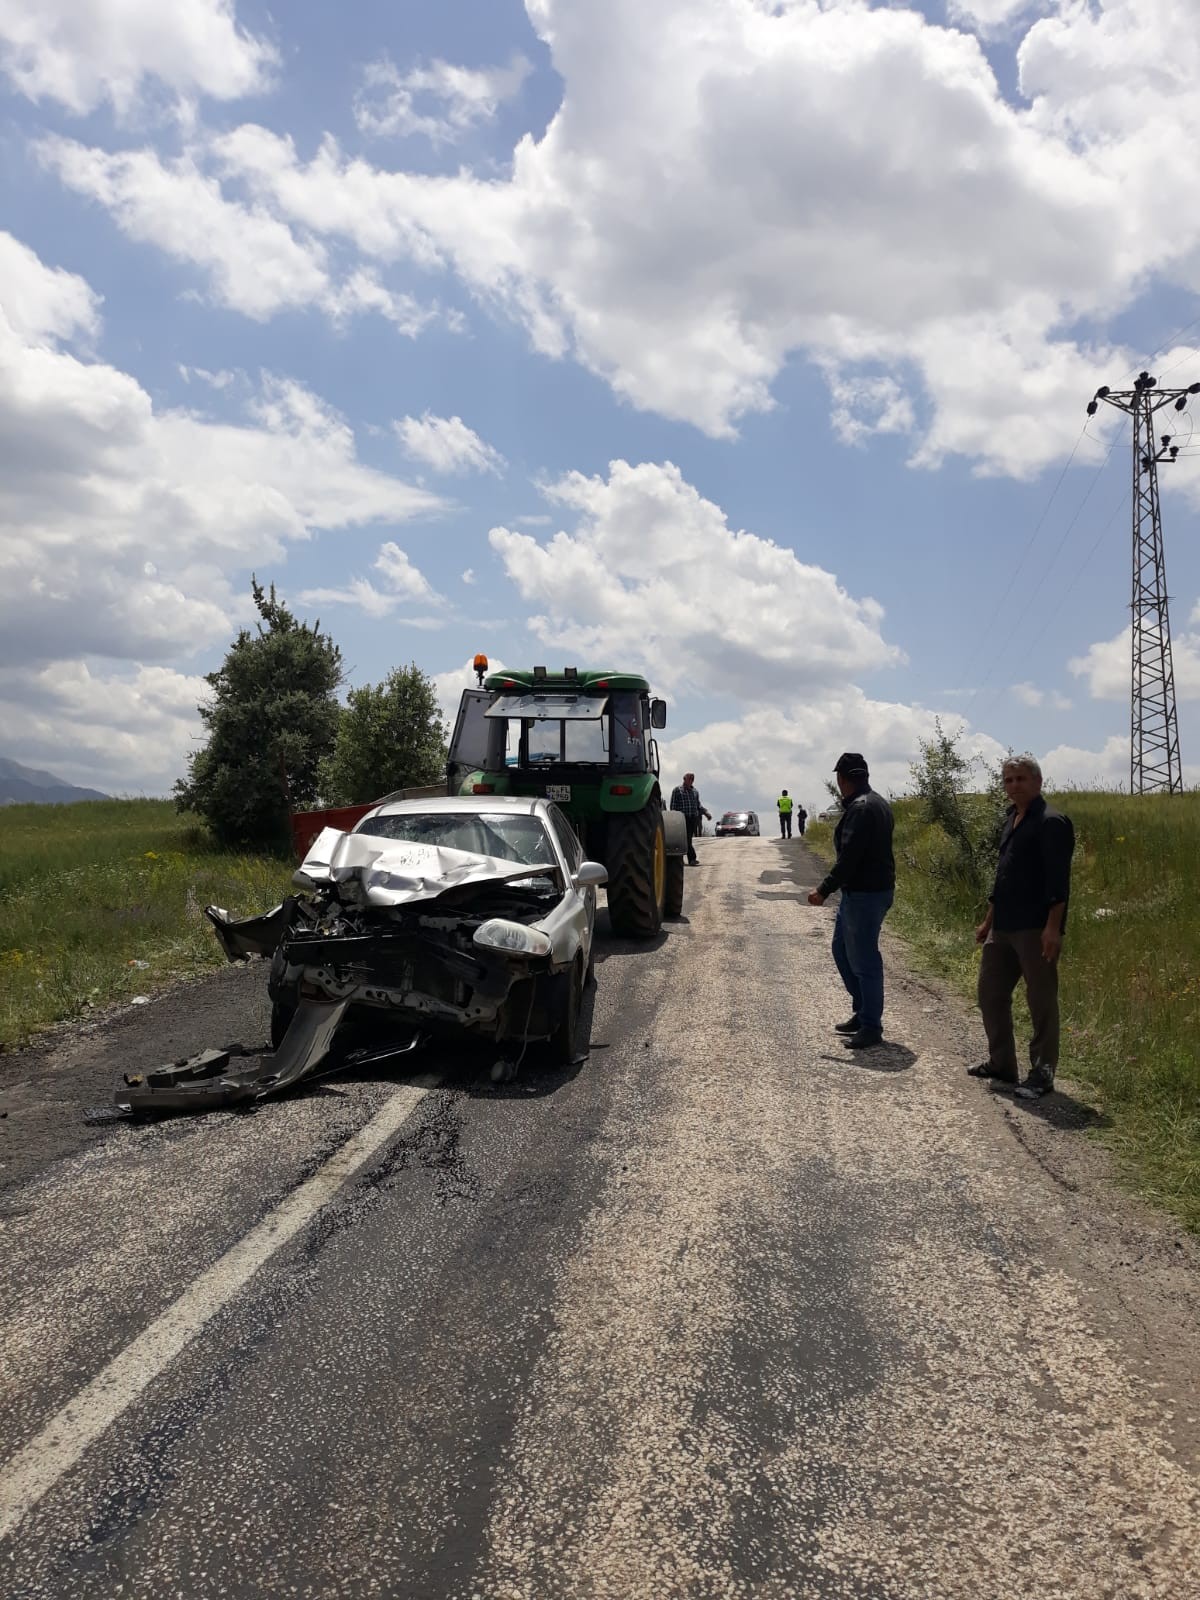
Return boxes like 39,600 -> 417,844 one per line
716,810 -> 760,837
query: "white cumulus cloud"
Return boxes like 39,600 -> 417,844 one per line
1069,612 -> 1200,702
355,54 -> 531,144
39,137 -> 441,333
658,695 -> 1007,819
296,541 -> 443,621
395,412 -> 507,475
0,231 -> 446,791
0,0 -> 276,116
200,0 -> 1200,474
487,459 -> 903,702
0,662 -> 213,796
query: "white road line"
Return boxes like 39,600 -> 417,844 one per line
0,1084 -> 430,1543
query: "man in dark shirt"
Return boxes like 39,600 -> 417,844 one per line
969,754 -> 1075,1098
669,772 -> 711,865
807,752 -> 895,1050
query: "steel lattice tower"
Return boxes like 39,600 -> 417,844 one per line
1088,371 -> 1196,794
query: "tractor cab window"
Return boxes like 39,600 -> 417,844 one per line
488,691 -> 612,768
610,692 -> 647,772
564,716 -> 608,762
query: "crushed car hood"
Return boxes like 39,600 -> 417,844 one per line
294,826 -> 554,908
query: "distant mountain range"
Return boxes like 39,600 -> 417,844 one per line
0,756 -> 109,806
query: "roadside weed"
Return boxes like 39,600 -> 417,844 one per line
0,800 -> 293,1049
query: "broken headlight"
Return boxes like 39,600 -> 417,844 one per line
473,919 -> 553,958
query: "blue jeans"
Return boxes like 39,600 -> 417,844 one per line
831,889 -> 894,1032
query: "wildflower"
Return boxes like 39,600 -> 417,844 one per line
144,851 -> 159,860
1115,836 -> 1125,843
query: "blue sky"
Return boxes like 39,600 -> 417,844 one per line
2,0 -> 1200,816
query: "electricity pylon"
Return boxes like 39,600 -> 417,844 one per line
1087,371 -> 1197,794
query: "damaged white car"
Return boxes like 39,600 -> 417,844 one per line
117,798 -> 605,1113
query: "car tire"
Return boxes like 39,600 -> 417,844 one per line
547,956 -> 583,1066
664,852 -> 685,918
605,799 -> 666,939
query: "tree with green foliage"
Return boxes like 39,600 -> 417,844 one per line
175,579 -> 344,849
321,664 -> 448,805
908,719 -> 1008,893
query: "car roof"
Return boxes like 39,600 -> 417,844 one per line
361,794 -> 548,820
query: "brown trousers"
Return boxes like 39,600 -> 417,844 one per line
977,928 -> 1060,1079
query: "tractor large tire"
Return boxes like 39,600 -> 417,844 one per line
605,799 -> 666,939
664,852 -> 685,919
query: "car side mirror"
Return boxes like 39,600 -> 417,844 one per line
650,698 -> 666,728
574,861 -> 608,888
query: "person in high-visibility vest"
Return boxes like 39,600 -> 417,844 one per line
777,789 -> 793,838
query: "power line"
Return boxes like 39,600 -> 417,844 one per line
961,423 -> 1125,717
1030,487 -> 1131,646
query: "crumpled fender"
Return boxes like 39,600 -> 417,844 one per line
205,897 -> 305,962
116,999 -> 356,1112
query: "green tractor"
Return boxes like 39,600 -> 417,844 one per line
446,664 -> 686,937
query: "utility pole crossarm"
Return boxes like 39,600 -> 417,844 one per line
1087,372 -> 1195,796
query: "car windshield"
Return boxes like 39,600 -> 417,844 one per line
354,812 -> 558,871
721,812 -> 749,823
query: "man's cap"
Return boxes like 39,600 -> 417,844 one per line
833,751 -> 869,775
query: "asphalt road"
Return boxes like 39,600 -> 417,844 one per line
1,837 -> 1198,1599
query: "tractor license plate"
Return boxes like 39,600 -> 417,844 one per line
545,785 -> 571,802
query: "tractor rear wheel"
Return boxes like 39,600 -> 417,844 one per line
664,852 -> 685,919
606,799 -> 666,938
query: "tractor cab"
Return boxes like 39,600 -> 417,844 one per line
447,669 -> 666,804
445,664 -> 682,938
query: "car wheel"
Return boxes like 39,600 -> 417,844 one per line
547,956 -> 583,1066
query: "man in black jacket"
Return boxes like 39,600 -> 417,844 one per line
807,752 -> 895,1050
969,754 -> 1074,1098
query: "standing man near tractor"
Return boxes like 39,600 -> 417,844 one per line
777,789 -> 793,838
807,752 -> 895,1050
670,772 -> 711,866
968,754 -> 1075,1099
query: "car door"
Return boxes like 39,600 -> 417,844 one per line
446,689 -> 494,793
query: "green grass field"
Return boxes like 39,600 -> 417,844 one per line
807,791 -> 1200,1230
0,800 -> 294,1051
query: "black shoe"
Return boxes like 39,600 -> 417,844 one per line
967,1061 -> 1019,1084
833,1016 -> 861,1034
1013,1066 -> 1055,1100
844,1028 -> 883,1050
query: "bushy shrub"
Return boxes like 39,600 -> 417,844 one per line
907,720 -> 1008,897
175,580 -> 343,850
321,664 -> 448,805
